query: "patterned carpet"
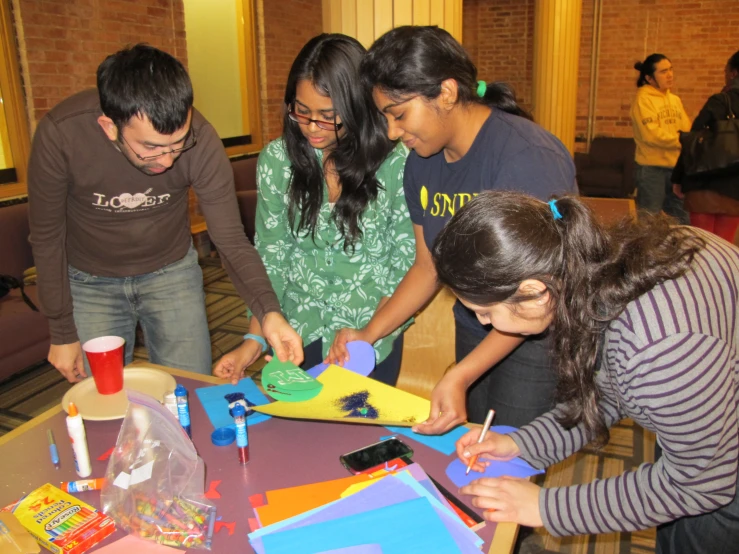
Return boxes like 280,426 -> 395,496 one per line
0,259 -> 657,553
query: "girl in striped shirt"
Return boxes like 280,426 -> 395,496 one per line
432,192 -> 739,553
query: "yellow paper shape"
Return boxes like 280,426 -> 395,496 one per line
256,471 -> 388,526
252,365 -> 431,426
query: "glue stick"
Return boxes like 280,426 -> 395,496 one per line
61,478 -> 105,493
174,384 -> 192,438
66,402 -> 92,478
231,404 -> 249,464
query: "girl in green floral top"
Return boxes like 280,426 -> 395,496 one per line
214,34 -> 414,385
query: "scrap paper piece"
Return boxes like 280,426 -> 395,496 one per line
98,446 -> 115,461
94,535 -> 183,552
205,480 -> 222,499
261,358 -> 323,402
257,497 -> 462,554
446,456 -> 544,487
252,365 -> 430,427
195,377 -> 271,431
306,341 -> 376,379
383,425 -> 468,456
248,518 -> 260,533
249,493 -> 266,509
214,521 -> 235,535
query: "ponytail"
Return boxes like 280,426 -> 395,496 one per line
432,192 -> 704,446
634,53 -> 669,87
478,81 -> 532,120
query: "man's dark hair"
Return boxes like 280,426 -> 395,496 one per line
97,44 -> 193,134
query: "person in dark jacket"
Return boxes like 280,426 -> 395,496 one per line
673,50 -> 739,243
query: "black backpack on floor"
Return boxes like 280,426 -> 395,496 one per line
0,275 -> 39,311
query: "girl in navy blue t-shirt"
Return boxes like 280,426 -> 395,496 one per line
327,26 -> 577,432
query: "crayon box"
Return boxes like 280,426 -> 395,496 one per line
2,483 -> 116,554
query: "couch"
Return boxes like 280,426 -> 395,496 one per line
575,137 -> 636,198
0,202 -> 50,382
231,155 -> 259,244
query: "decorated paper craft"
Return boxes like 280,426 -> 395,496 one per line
261,358 -> 323,402
253,365 -> 430,426
306,341 -> 376,378
194,377 -> 271,431
383,425 -> 468,456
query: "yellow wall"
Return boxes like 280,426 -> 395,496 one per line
322,0 -> 462,47
0,91 -> 13,169
183,0 -> 249,139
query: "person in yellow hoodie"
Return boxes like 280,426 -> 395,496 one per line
630,53 -> 691,223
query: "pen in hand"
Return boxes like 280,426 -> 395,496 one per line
48,429 -> 60,470
465,409 -> 495,475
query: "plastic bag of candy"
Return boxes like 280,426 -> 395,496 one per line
101,390 -> 215,549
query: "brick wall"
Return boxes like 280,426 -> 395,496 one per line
13,0 -> 187,129
259,0 -> 323,143
463,0 -> 739,150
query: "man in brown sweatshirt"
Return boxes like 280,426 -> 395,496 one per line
27,44 -> 303,382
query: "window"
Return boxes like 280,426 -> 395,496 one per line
0,0 -> 30,199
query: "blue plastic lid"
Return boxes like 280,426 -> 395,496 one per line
231,404 -> 246,417
211,427 -> 236,446
174,384 -> 187,396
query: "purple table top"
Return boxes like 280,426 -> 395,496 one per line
0,375 -> 500,553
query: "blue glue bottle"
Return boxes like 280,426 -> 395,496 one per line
174,384 -> 192,438
231,404 -> 249,464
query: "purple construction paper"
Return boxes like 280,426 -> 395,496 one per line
305,341 -> 375,378
249,473 -> 480,554
446,456 -> 544,487
257,497 -> 462,554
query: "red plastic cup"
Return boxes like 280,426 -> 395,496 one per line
82,336 -> 125,395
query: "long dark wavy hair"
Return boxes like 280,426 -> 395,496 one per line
361,26 -> 531,120
432,192 -> 705,446
283,34 -> 393,247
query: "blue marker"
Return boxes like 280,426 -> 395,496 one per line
47,429 -> 60,469
174,384 -> 192,438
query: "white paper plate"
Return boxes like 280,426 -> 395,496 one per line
61,367 -> 177,420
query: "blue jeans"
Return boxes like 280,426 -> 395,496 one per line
635,164 -> 690,224
68,245 -> 212,374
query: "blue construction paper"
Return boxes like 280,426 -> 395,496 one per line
194,378 -> 271,430
319,546 -> 383,554
250,471 -> 481,554
382,425 -> 468,456
306,341 -> 375,378
446,456 -> 544,487
258,497 -> 462,554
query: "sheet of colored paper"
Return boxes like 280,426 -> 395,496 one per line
250,471 -> 481,554
446,456 -> 544,487
261,358 -> 323,401
87,535 -> 183,553
383,424 -> 468,455
306,341 -> 375,379
194,377 -> 271,430
252,365 -> 430,426
258,497 -> 462,554
319,546 -> 383,554
256,472 -> 385,527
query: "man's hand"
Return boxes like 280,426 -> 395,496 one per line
213,339 -> 265,384
460,477 -> 543,527
672,183 -> 685,199
48,342 -> 86,383
261,312 -> 304,365
412,370 -> 469,435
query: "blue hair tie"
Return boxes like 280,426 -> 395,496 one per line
476,80 -> 487,98
548,199 -> 563,220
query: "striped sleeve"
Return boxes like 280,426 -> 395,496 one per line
539,333 -> 737,536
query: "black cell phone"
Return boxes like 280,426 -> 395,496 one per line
339,438 -> 414,474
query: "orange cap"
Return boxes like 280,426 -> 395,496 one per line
68,402 -> 79,417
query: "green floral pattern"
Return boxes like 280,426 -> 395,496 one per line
255,139 -> 415,362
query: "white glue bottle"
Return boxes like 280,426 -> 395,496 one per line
66,402 -> 92,478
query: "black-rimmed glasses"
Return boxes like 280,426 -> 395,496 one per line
288,111 -> 343,131
120,128 -> 197,161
